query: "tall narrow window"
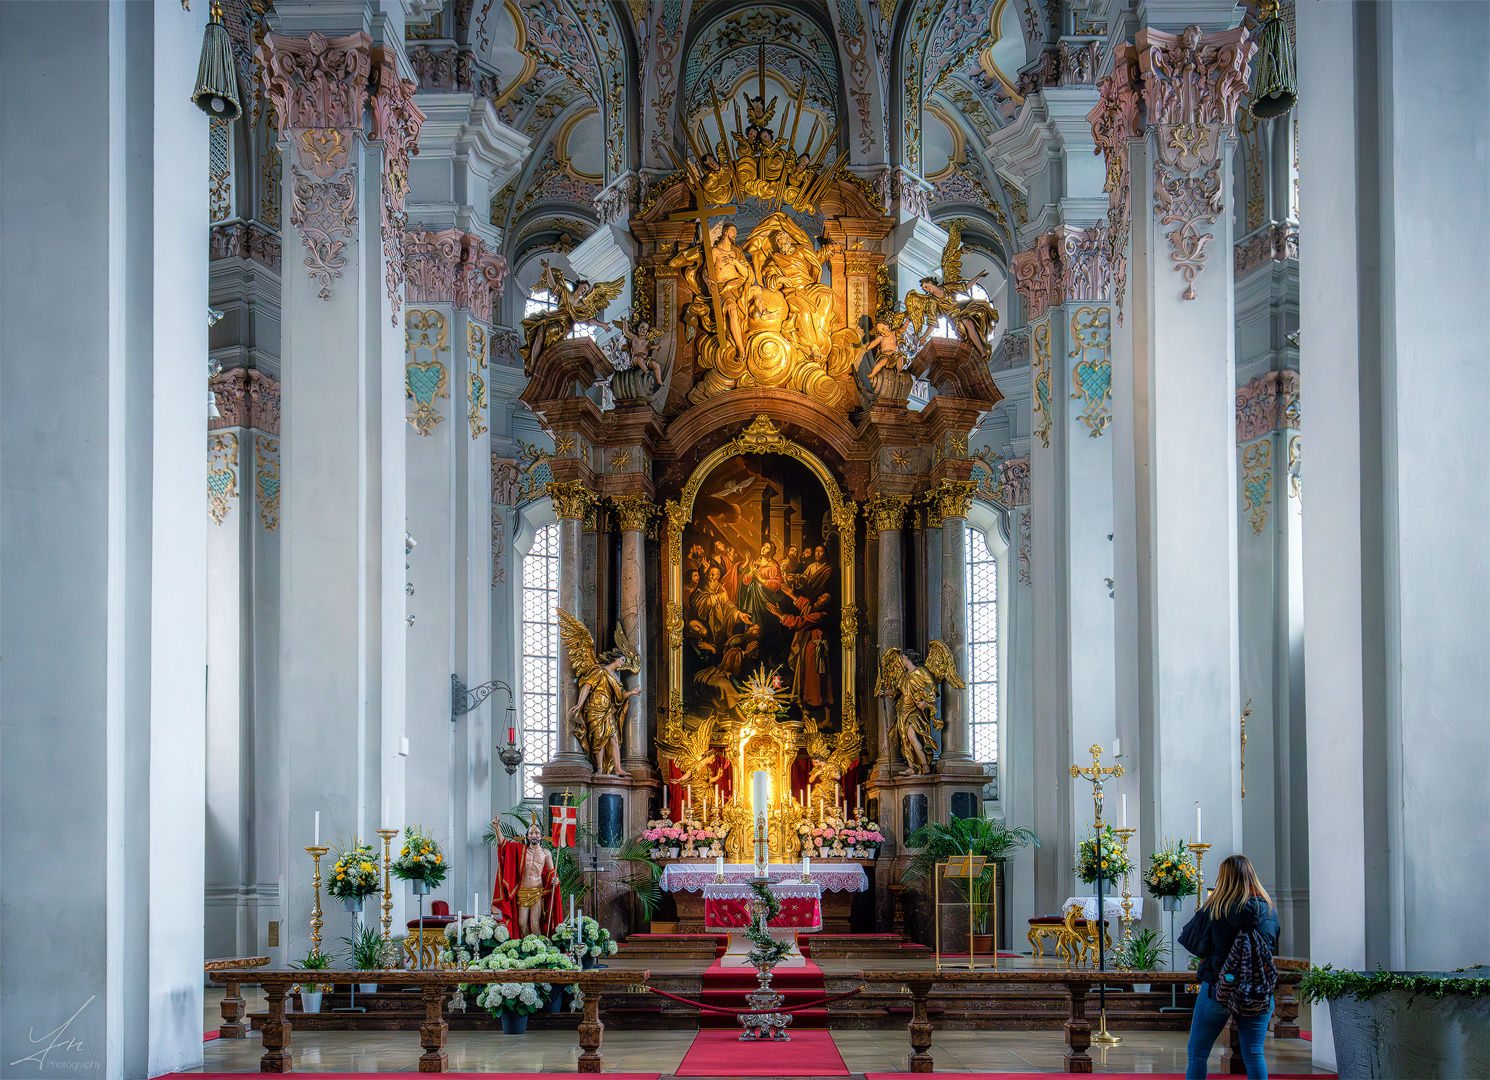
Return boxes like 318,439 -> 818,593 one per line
966,528 -> 999,770
521,521 -> 560,798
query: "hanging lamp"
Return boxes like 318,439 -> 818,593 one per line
192,2 -> 242,121
1250,0 -> 1297,119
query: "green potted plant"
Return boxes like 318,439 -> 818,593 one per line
341,922 -> 393,994
903,816 -> 1038,953
1299,964 -> 1490,1078
1113,928 -> 1170,992
290,950 -> 334,1013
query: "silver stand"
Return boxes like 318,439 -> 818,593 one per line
334,900 -> 367,1013
1160,895 -> 1186,1012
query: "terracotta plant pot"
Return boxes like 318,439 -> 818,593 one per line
971,934 -> 996,954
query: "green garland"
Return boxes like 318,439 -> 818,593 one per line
1298,964 -> 1490,1006
744,880 -> 792,969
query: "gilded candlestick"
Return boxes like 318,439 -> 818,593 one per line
1114,827 -> 1138,949
1186,842 -> 1212,912
376,828 -> 399,941
305,845 -> 330,956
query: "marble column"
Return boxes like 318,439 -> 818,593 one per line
548,482 -> 594,770
612,495 -> 655,777
259,14 -> 421,957
933,482 -> 979,770
1299,3 -> 1488,1065
0,2 -> 208,1071
867,494 -> 910,777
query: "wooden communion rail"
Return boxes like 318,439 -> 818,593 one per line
857,968 -> 1305,1075
207,967 -> 649,1074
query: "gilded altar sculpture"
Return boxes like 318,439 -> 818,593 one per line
558,609 -> 640,777
900,222 -> 1001,366
876,642 -> 965,774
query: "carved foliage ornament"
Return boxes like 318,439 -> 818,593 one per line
1236,370 -> 1300,442
548,481 -> 593,521
468,322 -> 488,441
1032,322 -> 1052,449
405,310 -> 449,436
866,492 -> 908,534
611,494 -> 655,532
999,456 -> 1031,509
1018,507 -> 1032,586
932,479 -> 978,522
255,435 -> 280,532
1241,439 -> 1272,535
208,433 -> 240,525
1069,306 -> 1113,437
210,367 -> 281,435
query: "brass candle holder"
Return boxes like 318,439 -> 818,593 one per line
1114,827 -> 1138,950
376,828 -> 399,941
305,845 -> 330,956
1187,842 -> 1212,911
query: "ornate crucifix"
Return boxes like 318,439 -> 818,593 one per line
666,195 -> 736,340
1069,742 -> 1123,828
1070,742 -> 1123,1041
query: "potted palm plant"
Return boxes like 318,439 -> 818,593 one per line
290,950 -> 333,1013
903,816 -> 1038,953
1113,927 -> 1170,992
342,922 -> 392,993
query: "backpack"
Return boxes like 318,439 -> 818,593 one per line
1213,927 -> 1277,1016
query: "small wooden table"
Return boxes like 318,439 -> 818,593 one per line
205,956 -> 270,1038
208,967 -> 649,1074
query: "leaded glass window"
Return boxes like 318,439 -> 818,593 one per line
521,521 -> 559,798
966,527 -> 999,768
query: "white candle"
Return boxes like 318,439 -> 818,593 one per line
456,910 -> 463,953
1122,793 -> 1128,829
716,854 -> 725,878
314,811 -> 320,846
752,770 -> 770,816
801,854 -> 811,880
1196,803 -> 1202,843
474,893 -> 480,921
569,896 -> 575,927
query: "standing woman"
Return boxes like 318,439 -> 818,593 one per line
1177,855 -> 1280,1079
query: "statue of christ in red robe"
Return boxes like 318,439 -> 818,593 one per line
492,821 -> 563,937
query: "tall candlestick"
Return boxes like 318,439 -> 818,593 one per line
376,828 -> 398,941
305,844 -> 330,956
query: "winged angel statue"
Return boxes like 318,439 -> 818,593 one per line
657,711 -> 724,808
520,261 -> 625,374
876,641 -> 966,774
558,609 -> 641,777
901,222 -> 1000,365
804,707 -> 861,788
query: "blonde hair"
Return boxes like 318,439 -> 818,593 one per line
1202,854 -> 1273,919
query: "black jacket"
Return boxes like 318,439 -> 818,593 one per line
1178,897 -> 1279,991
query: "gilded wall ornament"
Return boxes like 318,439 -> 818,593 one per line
208,433 -> 240,526
468,322 -> 488,440
1288,436 -> 1302,504
1018,507 -> 1032,585
405,310 -> 449,437
933,479 -> 978,522
664,601 -> 684,652
1069,307 -> 1113,436
255,435 -> 280,531
1032,322 -> 1053,448
1241,439 -> 1272,535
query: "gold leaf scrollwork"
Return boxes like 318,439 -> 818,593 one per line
933,479 -> 978,523
1241,439 -> 1272,535
840,603 -> 859,645
612,493 -> 655,532
665,602 -> 684,652
547,480 -> 592,520
208,433 -> 240,526
866,493 -> 909,534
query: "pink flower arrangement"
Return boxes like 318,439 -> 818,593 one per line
641,826 -> 685,843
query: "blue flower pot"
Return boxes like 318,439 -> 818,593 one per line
582,952 -> 595,969
546,986 -> 563,1013
500,1008 -> 529,1035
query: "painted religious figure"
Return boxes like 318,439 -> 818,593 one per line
876,642 -> 966,774
493,818 -> 562,936
558,609 -> 640,777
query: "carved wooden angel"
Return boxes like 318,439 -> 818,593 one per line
558,608 -> 640,777
902,222 -> 1000,365
658,711 -> 723,809
875,642 -> 966,774
519,261 -> 625,373
804,708 -> 861,790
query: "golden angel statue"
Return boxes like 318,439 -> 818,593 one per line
876,642 -> 966,774
657,710 -> 725,812
520,262 -> 625,374
902,222 -> 1000,365
558,608 -> 640,777
804,708 -> 861,790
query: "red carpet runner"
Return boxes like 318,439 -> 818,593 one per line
697,958 -> 830,1028
678,1029 -> 847,1076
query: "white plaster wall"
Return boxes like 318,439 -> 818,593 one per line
1,3 -> 208,1075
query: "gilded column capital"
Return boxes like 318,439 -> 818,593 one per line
612,493 -> 655,532
866,493 -> 909,534
933,479 -> 978,523
547,481 -> 593,520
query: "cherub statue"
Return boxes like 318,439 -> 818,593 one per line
876,642 -> 965,774
804,708 -> 861,791
558,608 -> 641,777
858,316 -> 908,380
611,315 -> 665,384
519,261 -> 624,373
902,222 -> 1000,365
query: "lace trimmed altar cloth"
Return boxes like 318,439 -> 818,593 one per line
702,881 -> 823,931
1063,895 -> 1145,920
661,862 -> 868,893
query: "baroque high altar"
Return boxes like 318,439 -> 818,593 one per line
517,68 -> 1005,889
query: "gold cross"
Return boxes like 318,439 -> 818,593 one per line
1069,743 -> 1123,828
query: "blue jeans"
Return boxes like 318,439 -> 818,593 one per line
1185,981 -> 1272,1079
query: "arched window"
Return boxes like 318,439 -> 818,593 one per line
520,521 -> 560,798
966,527 -> 999,769
932,282 -> 991,339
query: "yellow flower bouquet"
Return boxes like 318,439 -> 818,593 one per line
391,824 -> 448,888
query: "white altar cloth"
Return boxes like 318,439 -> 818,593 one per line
661,862 -> 867,893
1063,895 -> 1144,920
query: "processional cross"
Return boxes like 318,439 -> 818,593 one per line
1069,742 -> 1123,826
1070,743 -> 1124,1041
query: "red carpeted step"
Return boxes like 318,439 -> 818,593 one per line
679,1028 -> 847,1075
697,958 -> 831,1029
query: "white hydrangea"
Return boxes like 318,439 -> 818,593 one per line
517,984 -> 540,1009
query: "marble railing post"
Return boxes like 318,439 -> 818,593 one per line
549,482 -> 593,767
612,495 -> 654,776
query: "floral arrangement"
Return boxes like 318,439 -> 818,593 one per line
451,934 -> 580,1017
326,839 -> 382,901
391,824 -> 448,887
550,914 -> 618,960
680,824 -> 725,857
641,822 -> 687,853
741,665 -> 791,721
1075,824 -> 1133,883
1144,838 -> 1199,898
441,915 -> 511,966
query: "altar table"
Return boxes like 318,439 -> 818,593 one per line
1063,895 -> 1144,920
702,880 -> 824,932
662,862 -> 866,934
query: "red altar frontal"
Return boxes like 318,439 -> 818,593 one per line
661,861 -> 868,935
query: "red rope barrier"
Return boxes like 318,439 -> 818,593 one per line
645,985 -> 863,1015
